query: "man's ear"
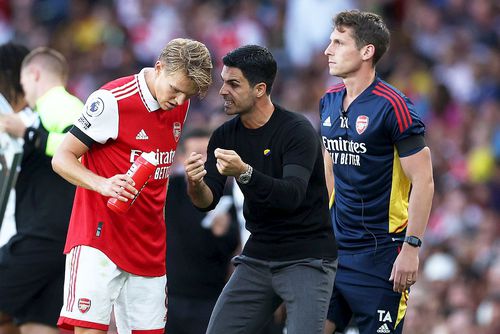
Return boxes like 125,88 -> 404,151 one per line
255,83 -> 267,98
154,61 -> 163,74
31,66 -> 41,82
361,44 -> 375,61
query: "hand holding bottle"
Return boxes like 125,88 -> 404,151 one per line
107,151 -> 158,214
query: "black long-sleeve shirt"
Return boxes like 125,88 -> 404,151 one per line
202,105 -> 337,261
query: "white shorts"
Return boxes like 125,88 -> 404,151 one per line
58,245 -> 167,333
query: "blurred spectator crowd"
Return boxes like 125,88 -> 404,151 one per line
0,0 -> 498,333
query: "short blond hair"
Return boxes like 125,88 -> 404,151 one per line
22,47 -> 68,83
159,38 -> 213,98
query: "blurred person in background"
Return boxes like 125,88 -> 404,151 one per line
0,41 -> 30,334
0,47 -> 81,334
0,42 -> 31,247
321,10 -> 434,333
165,127 -> 240,334
52,38 -> 213,334
185,44 -> 337,334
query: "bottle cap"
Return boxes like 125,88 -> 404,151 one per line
141,151 -> 158,166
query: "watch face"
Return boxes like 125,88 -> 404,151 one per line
405,236 -> 422,247
237,165 -> 252,184
238,174 -> 250,184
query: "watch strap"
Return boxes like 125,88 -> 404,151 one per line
404,235 -> 422,247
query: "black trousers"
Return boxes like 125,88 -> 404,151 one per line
0,236 -> 65,326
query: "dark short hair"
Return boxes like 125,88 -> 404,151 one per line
0,42 -> 30,105
182,127 -> 212,141
334,10 -> 390,65
178,127 -> 212,152
222,45 -> 277,95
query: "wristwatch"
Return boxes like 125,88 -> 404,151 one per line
237,164 -> 253,184
404,236 -> 422,248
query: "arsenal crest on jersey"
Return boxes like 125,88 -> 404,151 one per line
78,298 -> 91,313
356,115 -> 369,135
173,122 -> 182,142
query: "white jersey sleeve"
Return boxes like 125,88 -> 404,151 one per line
74,89 -> 118,144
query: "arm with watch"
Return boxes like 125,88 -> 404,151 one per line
389,146 -> 434,293
186,120 -> 317,213
186,147 -> 312,213
212,146 -> 312,213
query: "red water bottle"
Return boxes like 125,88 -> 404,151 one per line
107,151 -> 158,214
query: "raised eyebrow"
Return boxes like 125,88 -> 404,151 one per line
220,74 -> 240,85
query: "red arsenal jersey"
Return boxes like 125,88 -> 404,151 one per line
65,69 -> 189,276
